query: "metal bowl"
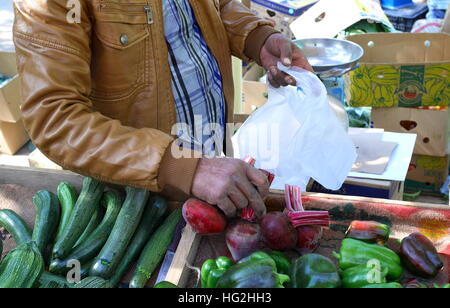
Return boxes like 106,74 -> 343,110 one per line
294,38 -> 364,78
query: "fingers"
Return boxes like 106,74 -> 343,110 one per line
217,197 -> 237,218
228,186 -> 249,210
234,174 -> 267,218
269,66 -> 292,87
246,166 -> 270,198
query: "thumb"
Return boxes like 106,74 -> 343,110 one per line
280,40 -> 293,66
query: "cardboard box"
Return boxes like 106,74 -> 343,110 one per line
371,107 -> 449,156
405,154 -> 449,195
345,33 -> 450,108
309,177 -> 404,200
0,52 -> 21,123
290,0 -> 395,39
250,0 -> 318,39
0,120 -> 29,155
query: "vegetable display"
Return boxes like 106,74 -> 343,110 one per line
52,177 -> 105,259
0,209 -> 32,245
90,187 -> 150,279
345,220 -> 391,245
32,190 -> 61,255
201,256 -> 234,288
129,208 -> 183,288
0,242 -> 44,288
333,238 -> 403,280
400,232 -> 444,278
216,258 -> 290,288
290,254 -> 341,288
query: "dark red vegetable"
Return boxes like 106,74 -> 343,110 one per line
296,225 -> 323,255
182,198 -> 226,235
400,232 -> 444,278
225,219 -> 261,261
260,212 -> 297,251
285,185 -> 329,254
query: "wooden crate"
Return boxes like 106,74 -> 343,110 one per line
166,191 -> 450,288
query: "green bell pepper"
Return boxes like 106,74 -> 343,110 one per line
268,250 -> 291,275
201,256 -> 233,288
361,282 -> 403,288
216,258 -> 290,288
239,251 -> 291,275
333,238 -> 403,280
341,264 -> 388,288
290,254 -> 341,288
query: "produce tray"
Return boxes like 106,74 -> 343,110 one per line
166,191 -> 450,288
0,165 -> 176,286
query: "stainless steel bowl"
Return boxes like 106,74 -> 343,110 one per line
294,38 -> 364,78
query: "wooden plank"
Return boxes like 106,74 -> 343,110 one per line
165,225 -> 200,288
0,165 -> 83,191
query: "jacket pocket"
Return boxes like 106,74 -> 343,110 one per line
90,1 -> 151,99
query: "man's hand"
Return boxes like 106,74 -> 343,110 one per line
191,158 -> 270,218
260,33 -> 314,88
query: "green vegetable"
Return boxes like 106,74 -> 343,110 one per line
32,190 -> 61,255
154,281 -> 178,288
90,187 -> 150,279
268,250 -> 291,275
129,208 -> 182,288
109,195 -> 168,287
0,240 -> 3,260
362,282 -> 403,288
52,177 -> 105,259
0,242 -> 44,288
216,258 -> 290,288
55,182 -> 78,243
333,238 -> 403,280
73,205 -> 104,247
49,191 -> 122,274
38,272 -> 72,288
341,263 -> 388,288
0,209 -> 32,245
201,256 -> 234,288
290,254 -> 341,288
73,276 -> 112,288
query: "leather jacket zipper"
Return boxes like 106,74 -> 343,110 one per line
144,6 -> 154,24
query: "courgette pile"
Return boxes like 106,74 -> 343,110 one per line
0,177 -> 182,289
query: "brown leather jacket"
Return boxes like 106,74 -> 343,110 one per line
13,0 -> 277,195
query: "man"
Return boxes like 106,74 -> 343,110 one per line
13,0 -> 312,218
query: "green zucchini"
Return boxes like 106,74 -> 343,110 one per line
89,187 -> 150,279
55,182 -> 78,243
32,190 -> 61,255
38,272 -> 72,288
73,205 -> 104,248
129,208 -> 182,288
0,242 -> 44,288
109,195 -> 168,286
73,276 -> 112,288
0,209 -> 32,245
49,191 -> 122,274
52,177 -> 105,259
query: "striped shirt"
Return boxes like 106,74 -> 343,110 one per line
163,0 -> 226,156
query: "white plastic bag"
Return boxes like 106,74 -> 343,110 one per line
234,64 -> 357,191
